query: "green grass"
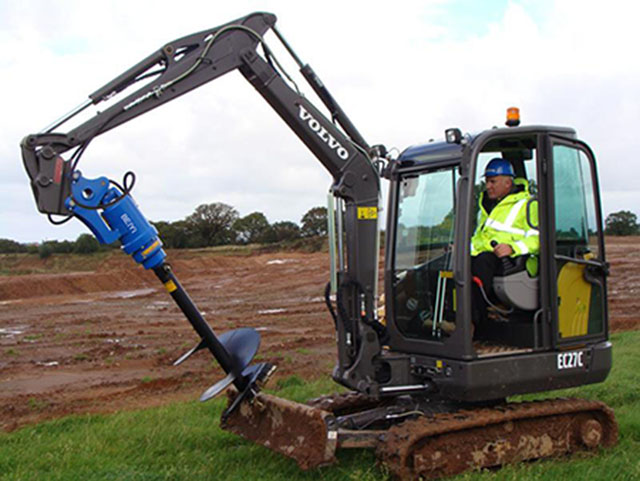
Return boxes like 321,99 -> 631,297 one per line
2,332 -> 639,481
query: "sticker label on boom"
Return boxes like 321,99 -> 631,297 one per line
357,207 -> 378,220
557,350 -> 585,370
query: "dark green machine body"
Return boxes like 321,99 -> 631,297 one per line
343,125 -> 612,402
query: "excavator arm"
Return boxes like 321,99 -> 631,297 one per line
21,11 -> 382,391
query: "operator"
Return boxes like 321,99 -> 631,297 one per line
470,158 -> 539,331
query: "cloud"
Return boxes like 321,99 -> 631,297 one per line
1,0 -> 638,242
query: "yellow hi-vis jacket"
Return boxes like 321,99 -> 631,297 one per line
471,178 -> 539,261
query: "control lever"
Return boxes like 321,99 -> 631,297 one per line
491,240 -> 515,272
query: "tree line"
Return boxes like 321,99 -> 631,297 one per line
152,203 -> 328,248
1,207 -> 638,257
0,204 -> 329,256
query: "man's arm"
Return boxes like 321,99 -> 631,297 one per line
509,198 -> 539,257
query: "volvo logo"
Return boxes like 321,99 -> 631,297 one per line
298,104 -> 349,160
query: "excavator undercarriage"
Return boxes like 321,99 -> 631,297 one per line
224,390 -> 618,479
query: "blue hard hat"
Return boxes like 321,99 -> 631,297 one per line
484,158 -> 515,177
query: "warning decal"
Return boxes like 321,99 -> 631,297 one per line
357,207 -> 378,220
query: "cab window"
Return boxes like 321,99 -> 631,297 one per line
393,166 -> 458,340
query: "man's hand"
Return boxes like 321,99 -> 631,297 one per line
493,243 -> 513,258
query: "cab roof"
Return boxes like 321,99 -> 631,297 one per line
397,125 -> 576,167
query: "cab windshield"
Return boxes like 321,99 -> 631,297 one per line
393,166 -> 458,340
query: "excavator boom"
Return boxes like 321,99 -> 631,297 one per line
21,12 -> 383,392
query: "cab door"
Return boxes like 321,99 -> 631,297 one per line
548,137 -> 608,345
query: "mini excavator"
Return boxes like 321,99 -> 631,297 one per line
21,12 -> 617,479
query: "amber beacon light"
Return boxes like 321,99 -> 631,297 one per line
506,107 -> 521,127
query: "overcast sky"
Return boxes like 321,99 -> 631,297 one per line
1,0 -> 639,242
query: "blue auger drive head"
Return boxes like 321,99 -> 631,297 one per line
65,172 -> 166,269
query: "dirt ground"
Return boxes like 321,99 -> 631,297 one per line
1,237 -> 639,432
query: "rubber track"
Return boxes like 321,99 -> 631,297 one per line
376,397 -> 618,480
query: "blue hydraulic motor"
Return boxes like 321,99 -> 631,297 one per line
65,171 -> 275,418
65,171 -> 166,269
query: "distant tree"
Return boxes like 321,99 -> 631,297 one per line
152,220 -> 193,248
38,242 -> 53,259
233,212 -> 274,244
605,210 -> 639,236
271,221 -> 301,242
301,207 -> 328,237
185,203 -> 239,246
45,239 -> 75,254
73,234 -> 100,254
0,238 -> 27,254
60,240 -> 76,253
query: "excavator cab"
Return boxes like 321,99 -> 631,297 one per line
380,124 -> 611,401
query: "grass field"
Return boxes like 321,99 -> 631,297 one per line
2,330 -> 639,481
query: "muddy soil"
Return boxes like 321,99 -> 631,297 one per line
1,237 -> 638,432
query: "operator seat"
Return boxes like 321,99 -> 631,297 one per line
492,183 -> 539,311
493,256 -> 539,311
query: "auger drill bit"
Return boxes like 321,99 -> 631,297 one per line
65,172 -> 275,418
152,262 -> 275,417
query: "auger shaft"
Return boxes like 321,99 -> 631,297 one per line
153,262 -> 249,391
